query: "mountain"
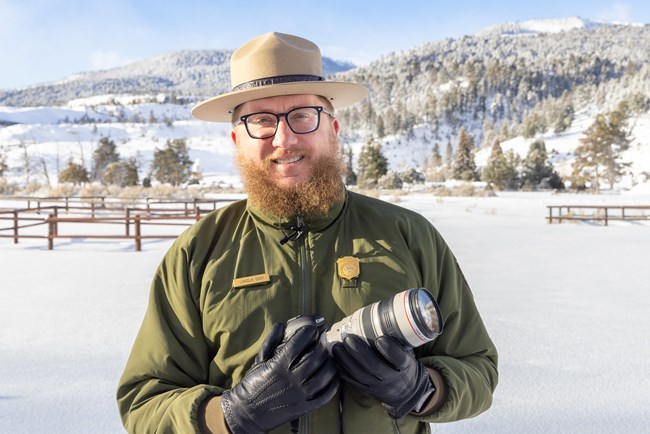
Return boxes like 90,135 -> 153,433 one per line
1,17 -> 650,191
0,50 -> 356,107
477,16 -> 608,36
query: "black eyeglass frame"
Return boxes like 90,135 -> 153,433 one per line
234,105 -> 334,139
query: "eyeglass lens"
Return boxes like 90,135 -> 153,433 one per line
243,106 -> 323,139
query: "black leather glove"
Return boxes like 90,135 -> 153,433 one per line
221,321 -> 339,434
332,335 -> 435,419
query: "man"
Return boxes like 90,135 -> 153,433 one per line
117,32 -> 498,434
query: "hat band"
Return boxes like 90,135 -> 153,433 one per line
232,74 -> 324,91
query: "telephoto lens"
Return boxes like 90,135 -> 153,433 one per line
321,288 -> 442,352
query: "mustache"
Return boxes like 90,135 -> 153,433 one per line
266,149 -> 307,161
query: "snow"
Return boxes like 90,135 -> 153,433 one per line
2,100 -> 650,191
1,191 -> 649,433
478,17 -> 609,37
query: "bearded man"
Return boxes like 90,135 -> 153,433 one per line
117,32 -> 498,434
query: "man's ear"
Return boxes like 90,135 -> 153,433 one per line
230,130 -> 238,146
333,118 -> 340,135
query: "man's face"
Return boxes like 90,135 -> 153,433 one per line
231,94 -> 340,189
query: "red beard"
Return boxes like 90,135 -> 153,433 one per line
237,146 -> 346,221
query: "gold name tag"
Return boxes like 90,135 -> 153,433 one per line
232,273 -> 271,289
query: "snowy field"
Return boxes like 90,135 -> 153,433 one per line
1,191 -> 649,433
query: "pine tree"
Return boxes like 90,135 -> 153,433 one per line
503,150 -> 522,190
431,143 -> 443,168
521,139 -> 564,190
426,142 -> 445,182
0,146 -> 7,178
482,139 -> 519,190
375,114 -> 386,138
92,137 -> 120,182
103,158 -> 139,187
452,127 -> 477,181
342,145 -> 357,186
58,160 -> 89,185
356,140 -> 388,188
151,139 -> 193,186
571,110 -> 631,191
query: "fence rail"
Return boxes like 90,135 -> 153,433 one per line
0,195 -> 240,251
546,205 -> 650,225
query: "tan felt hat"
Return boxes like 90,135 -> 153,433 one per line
191,32 -> 368,123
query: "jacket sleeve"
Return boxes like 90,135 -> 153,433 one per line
409,219 -> 499,423
116,237 -> 223,433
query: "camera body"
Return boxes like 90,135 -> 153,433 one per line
285,288 -> 442,353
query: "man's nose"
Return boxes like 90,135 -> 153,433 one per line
272,116 -> 298,147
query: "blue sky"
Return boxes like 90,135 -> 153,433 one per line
2,0 -> 650,90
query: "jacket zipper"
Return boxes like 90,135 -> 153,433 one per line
297,215 -> 311,316
297,215 -> 311,434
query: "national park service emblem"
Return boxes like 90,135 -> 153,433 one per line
337,256 -> 360,280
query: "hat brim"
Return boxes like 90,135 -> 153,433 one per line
191,81 -> 368,123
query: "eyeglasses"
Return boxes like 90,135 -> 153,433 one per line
235,106 -> 333,139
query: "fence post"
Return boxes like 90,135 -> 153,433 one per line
13,210 -> 19,243
135,215 -> 142,252
604,207 -> 608,226
47,214 -> 55,250
125,209 -> 131,236
53,207 -> 58,236
195,206 -> 201,221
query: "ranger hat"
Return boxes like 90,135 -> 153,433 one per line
191,32 -> 368,122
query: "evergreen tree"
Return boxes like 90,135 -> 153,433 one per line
0,146 -> 7,178
482,139 -> 519,190
426,142 -> 445,182
552,95 -> 575,133
377,171 -> 403,189
375,114 -> 386,138
342,145 -> 357,186
503,150 -> 523,190
356,140 -> 388,188
571,110 -> 631,191
521,139 -> 564,190
398,167 -> 425,184
103,158 -> 139,187
151,139 -> 193,186
92,137 -> 119,182
58,160 -> 89,185
431,142 -> 443,168
451,127 -> 477,181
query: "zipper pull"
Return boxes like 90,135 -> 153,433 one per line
279,216 -> 308,245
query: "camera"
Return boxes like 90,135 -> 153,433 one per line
285,288 -> 442,352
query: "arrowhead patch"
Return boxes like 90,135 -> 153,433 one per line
337,256 -> 360,280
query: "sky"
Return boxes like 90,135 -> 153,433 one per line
1,0 -> 650,90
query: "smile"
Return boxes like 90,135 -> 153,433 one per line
272,155 -> 304,164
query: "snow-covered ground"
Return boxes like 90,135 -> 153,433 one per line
2,99 -> 650,190
1,191 -> 649,433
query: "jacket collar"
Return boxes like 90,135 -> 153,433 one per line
246,188 -> 347,233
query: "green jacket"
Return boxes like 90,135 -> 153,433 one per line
117,190 -> 498,434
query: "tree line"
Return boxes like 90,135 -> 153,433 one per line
351,105 -> 632,192
56,137 -> 197,187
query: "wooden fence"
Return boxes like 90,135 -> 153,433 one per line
0,196 -> 239,251
546,205 -> 650,225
